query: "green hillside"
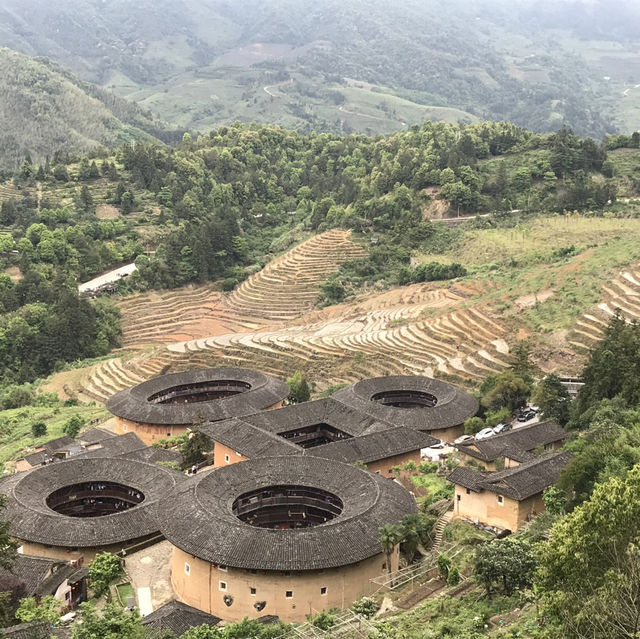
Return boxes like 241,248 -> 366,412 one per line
0,48 -> 180,170
1,0 -> 638,137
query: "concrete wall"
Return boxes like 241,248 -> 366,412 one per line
171,546 -> 398,623
452,485 -> 546,531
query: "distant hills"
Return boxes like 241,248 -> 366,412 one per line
0,48 -> 183,170
2,0 -> 640,155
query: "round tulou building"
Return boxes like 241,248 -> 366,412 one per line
160,456 -> 416,623
333,375 -> 479,442
106,367 -> 289,445
0,457 -> 183,563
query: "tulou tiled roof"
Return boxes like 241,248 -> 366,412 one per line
456,421 -> 567,463
159,456 -> 416,571
0,457 -> 184,548
332,376 -> 478,433
307,427 -> 438,464
142,601 -> 221,637
73,432 -> 146,459
0,555 -> 58,597
448,451 -> 573,501
106,367 -> 289,426
77,427 -> 116,446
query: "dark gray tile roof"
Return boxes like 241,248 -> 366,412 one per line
77,427 -> 116,445
34,563 -> 80,597
307,428 -> 438,464
332,376 -> 478,433
456,421 -> 567,463
448,451 -> 573,501
120,446 -> 183,465
0,457 -> 184,548
159,456 -> 416,571
199,418 -> 300,459
73,432 -> 146,459
106,368 -> 289,426
142,601 -> 221,636
2,622 -> 52,639
243,398 -> 390,438
0,555 -> 58,597
20,436 -> 77,466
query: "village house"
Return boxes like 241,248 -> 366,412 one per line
455,421 -> 567,471
447,451 -> 572,531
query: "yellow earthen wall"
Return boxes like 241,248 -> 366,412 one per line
452,486 -> 546,531
213,442 -> 247,468
365,451 -> 421,476
171,546 -> 398,623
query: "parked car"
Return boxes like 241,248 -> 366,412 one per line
430,439 -> 445,449
493,422 -> 513,434
517,410 -> 536,422
475,427 -> 496,440
454,434 -> 474,445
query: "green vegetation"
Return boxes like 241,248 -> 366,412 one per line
0,49 -> 180,170
286,371 -> 311,404
89,552 -> 123,597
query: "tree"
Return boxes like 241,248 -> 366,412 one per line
88,552 -> 122,597
378,524 -> 402,582
71,602 -> 147,639
30,421 -> 47,437
15,596 -> 61,624
180,432 -> 213,470
542,486 -> 567,517
509,341 -> 535,387
182,626 -> 223,639
482,370 -> 530,413
63,414 -> 85,438
0,497 -> 17,570
437,553 -> 452,581
464,416 -> 485,435
0,573 -> 26,627
474,538 -> 536,597
532,374 -> 571,425
537,465 -> 640,638
286,371 -> 310,404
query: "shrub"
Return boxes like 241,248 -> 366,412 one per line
63,414 -> 85,438
437,553 -> 452,581
89,552 -> 122,597
31,422 -> 47,437
351,596 -> 380,618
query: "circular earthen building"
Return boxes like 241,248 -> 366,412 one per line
160,456 -> 416,623
333,376 -> 479,442
106,368 -> 289,445
0,457 -> 183,562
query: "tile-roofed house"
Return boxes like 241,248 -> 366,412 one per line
0,555 -> 59,597
120,445 -> 183,465
141,601 -> 221,637
307,427 -> 438,476
73,432 -> 146,459
448,451 -> 572,531
16,436 -> 77,472
455,421 -> 567,470
76,427 -> 116,446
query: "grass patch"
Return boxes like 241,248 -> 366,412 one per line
0,404 -> 109,465
115,583 -> 135,608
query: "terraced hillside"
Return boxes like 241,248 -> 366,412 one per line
226,229 -> 368,321
119,229 -> 368,346
568,265 -> 640,351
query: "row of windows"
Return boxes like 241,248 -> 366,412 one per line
457,491 -> 505,505
184,562 -> 328,597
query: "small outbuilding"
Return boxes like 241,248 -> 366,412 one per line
448,451 -> 572,531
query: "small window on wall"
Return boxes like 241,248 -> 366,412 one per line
250,587 -> 257,596
224,454 -> 230,464
497,495 -> 504,505
184,563 -> 190,576
285,590 -> 293,598
219,565 -> 228,572
466,488 -> 471,495
167,433 -> 171,438
122,424 -> 128,432
236,451 -> 242,456
320,587 -> 327,596
219,581 -> 227,591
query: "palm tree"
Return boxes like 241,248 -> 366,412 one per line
378,524 -> 402,585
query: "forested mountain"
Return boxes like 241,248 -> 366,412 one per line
1,0 -> 639,137
0,48 -> 182,170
